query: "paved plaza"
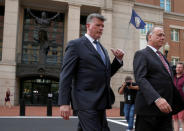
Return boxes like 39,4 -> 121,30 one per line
0,106 -> 128,131
0,117 -> 128,131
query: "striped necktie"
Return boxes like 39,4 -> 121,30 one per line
93,40 -> 106,65
156,51 -> 171,75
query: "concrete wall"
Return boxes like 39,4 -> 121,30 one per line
0,0 -> 20,105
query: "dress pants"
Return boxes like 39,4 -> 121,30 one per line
135,115 -> 173,131
77,122 -> 83,131
77,109 -> 110,131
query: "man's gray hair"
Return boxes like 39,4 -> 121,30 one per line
146,27 -> 154,42
146,27 -> 163,42
86,13 -> 106,24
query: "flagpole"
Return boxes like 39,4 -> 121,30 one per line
126,7 -> 146,46
124,16 -> 131,47
125,8 -> 134,46
123,7 -> 146,55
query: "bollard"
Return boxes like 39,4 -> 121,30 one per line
120,101 -> 124,116
47,98 -> 52,116
20,99 -> 25,116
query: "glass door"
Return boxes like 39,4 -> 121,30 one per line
21,78 -> 59,106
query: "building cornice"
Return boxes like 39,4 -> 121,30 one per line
68,2 -> 81,7
113,0 -> 135,2
122,0 -> 135,2
134,2 -> 163,11
133,2 -> 164,25
0,61 -> 16,66
169,25 -> 184,30
164,12 -> 184,22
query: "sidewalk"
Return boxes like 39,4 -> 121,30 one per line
0,106 -> 121,117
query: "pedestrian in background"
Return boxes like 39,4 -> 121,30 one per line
172,63 -> 184,131
118,76 -> 139,131
4,88 -> 12,108
133,27 -> 184,131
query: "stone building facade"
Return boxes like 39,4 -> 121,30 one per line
0,0 -> 183,108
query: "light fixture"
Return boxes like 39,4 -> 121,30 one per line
164,42 -> 170,58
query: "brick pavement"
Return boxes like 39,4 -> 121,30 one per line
0,106 -> 121,117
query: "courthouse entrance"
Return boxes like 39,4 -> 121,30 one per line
20,77 -> 59,105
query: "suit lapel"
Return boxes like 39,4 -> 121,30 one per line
146,46 -> 163,65
163,54 -> 174,78
82,36 -> 107,66
157,51 -> 173,78
146,46 -> 172,78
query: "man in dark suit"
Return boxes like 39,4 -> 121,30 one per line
58,13 -> 124,130
133,27 -> 184,131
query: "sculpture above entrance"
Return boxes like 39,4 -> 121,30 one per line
27,8 -> 60,27
21,9 -> 64,65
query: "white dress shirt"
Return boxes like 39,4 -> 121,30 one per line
85,33 -> 122,64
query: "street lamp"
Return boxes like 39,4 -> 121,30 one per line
164,42 -> 170,58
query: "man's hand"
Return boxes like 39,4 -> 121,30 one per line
111,48 -> 124,61
60,105 -> 71,120
155,98 -> 172,114
122,82 -> 126,87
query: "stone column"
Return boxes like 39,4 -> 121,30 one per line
101,0 -> 137,108
0,0 -> 20,105
64,3 -> 81,49
100,9 -> 113,58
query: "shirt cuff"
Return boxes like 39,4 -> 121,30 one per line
154,97 -> 161,103
116,57 -> 123,64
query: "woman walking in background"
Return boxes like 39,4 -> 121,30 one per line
4,88 -> 12,108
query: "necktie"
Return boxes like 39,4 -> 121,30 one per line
93,40 -> 106,65
156,51 -> 171,75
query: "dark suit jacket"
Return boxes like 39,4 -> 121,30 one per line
133,46 -> 184,116
58,36 -> 122,110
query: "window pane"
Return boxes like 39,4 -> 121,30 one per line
160,0 -> 164,8
166,1 -> 171,12
166,5 -> 170,12
171,30 -> 174,41
160,0 -> 171,12
171,57 -> 180,65
175,30 -> 179,41
166,0 -> 170,4
171,29 -> 179,42
140,22 -> 153,35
